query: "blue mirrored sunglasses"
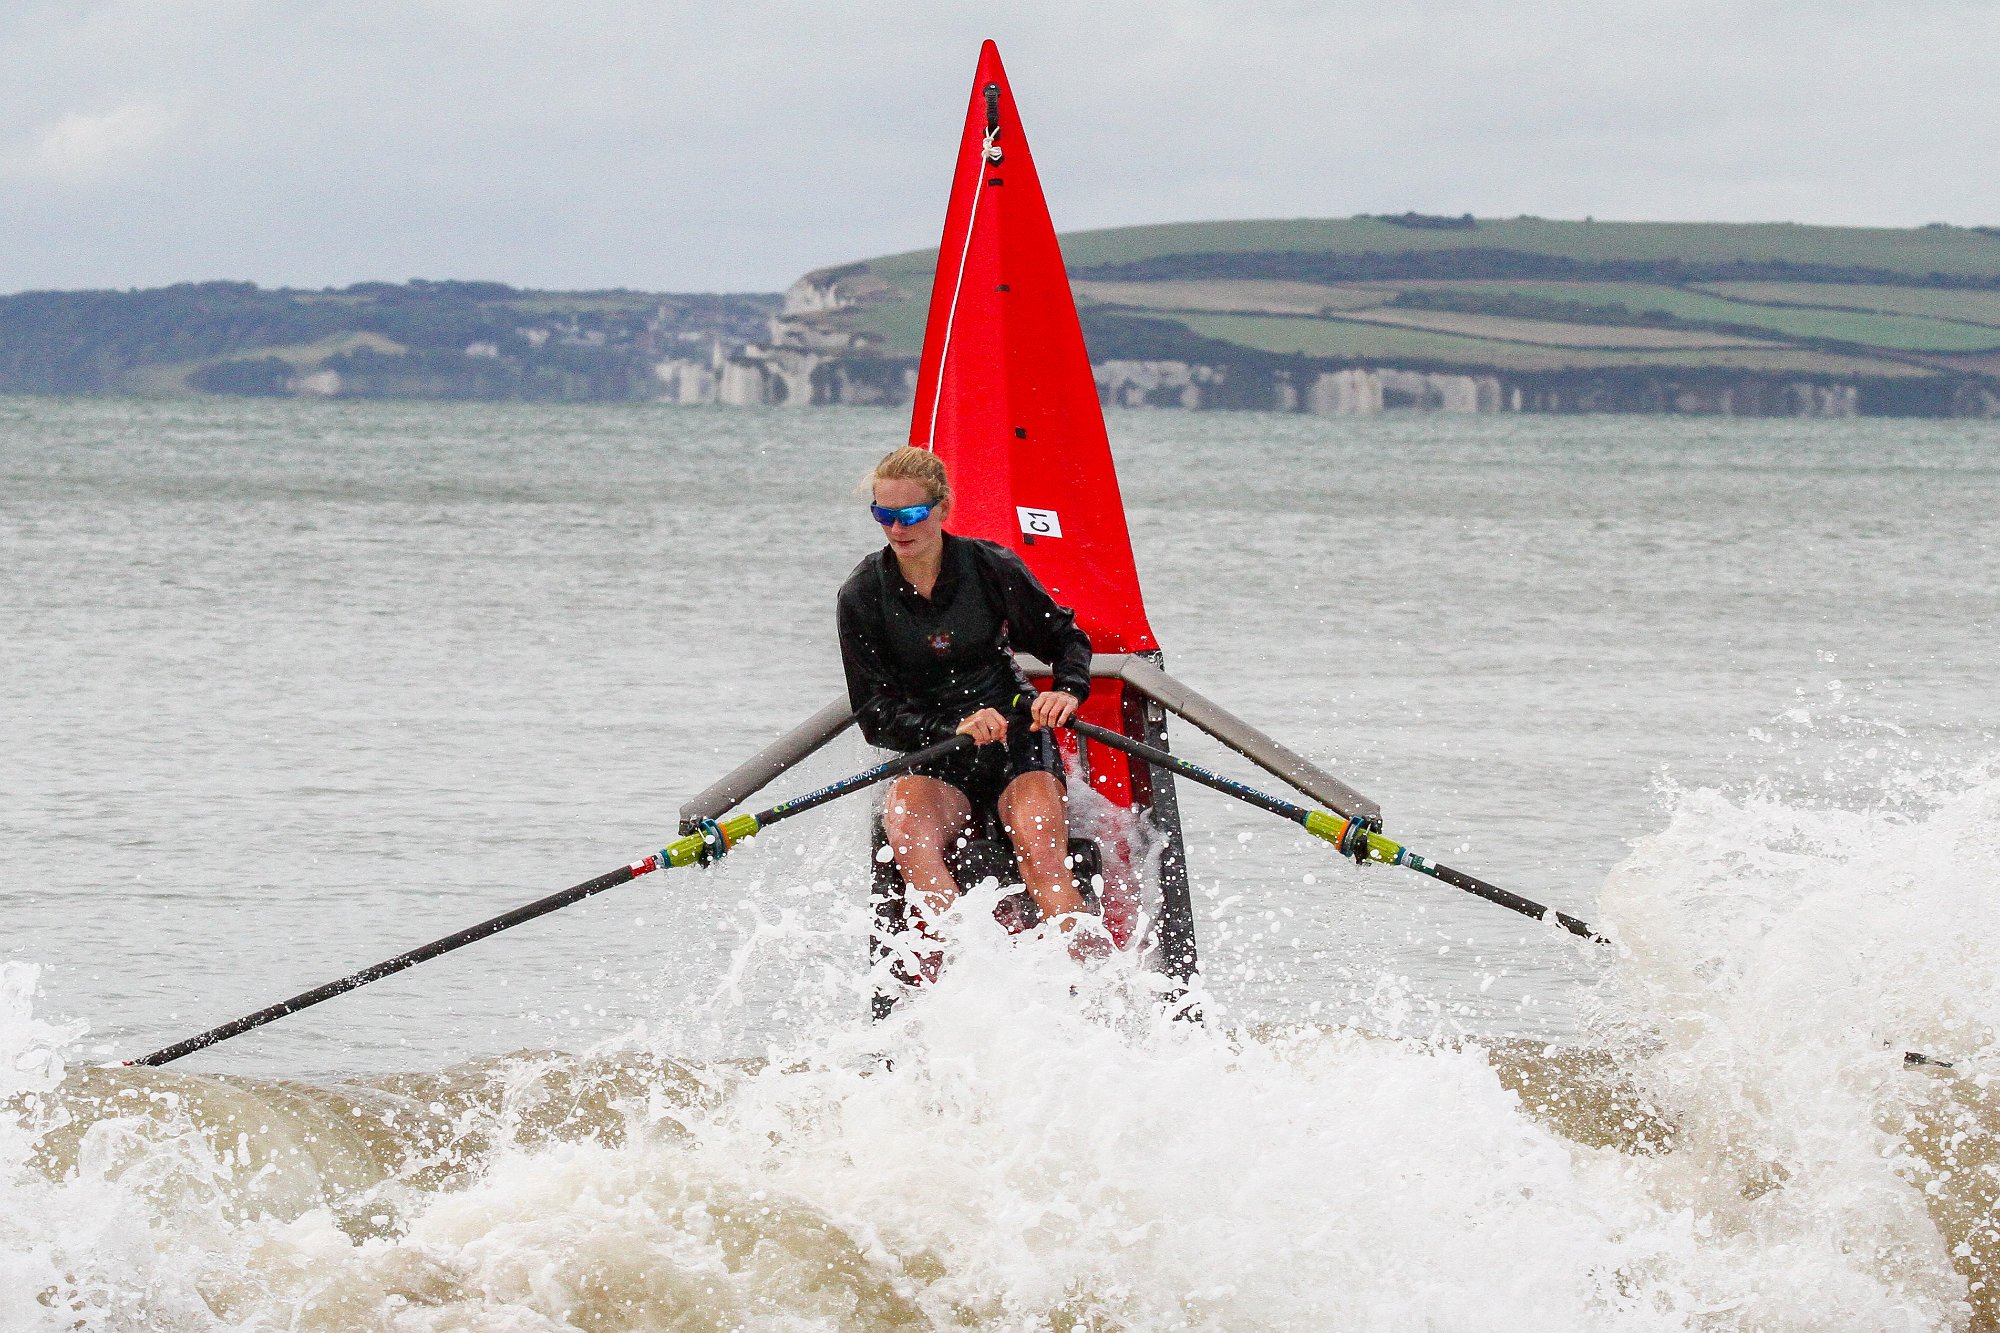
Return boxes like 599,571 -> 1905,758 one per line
870,500 -> 937,527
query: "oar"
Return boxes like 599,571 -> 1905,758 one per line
1063,717 -> 1607,944
129,734 -> 972,1067
1062,717 -> 1968,1069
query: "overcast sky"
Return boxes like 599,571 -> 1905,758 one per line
3,1 -> 1997,295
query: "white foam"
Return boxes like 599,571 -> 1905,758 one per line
6,763 -> 1999,1327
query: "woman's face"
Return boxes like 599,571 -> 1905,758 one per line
873,477 -> 946,564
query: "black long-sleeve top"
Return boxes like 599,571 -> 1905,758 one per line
837,533 -> 1093,751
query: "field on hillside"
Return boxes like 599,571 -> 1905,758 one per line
1699,282 -> 2000,325
1173,313 -> 1930,377
819,216 -> 2000,391
1079,217 -> 2000,276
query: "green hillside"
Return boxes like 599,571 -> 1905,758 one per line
800,215 -> 2000,413
10,217 -> 2000,412
1062,216 -> 2000,276
0,281 -> 777,399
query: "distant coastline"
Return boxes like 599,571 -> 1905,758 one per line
0,280 -> 779,404
7,216 -> 2000,417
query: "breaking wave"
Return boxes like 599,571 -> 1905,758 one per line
7,760 -> 2000,1329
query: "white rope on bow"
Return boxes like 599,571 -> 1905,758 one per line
921,121 -> 1001,450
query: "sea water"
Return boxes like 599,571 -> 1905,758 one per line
2,396 -> 1996,1328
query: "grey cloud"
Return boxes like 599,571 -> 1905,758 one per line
3,0 -> 1997,293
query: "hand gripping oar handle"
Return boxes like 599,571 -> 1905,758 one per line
129,734 -> 972,1067
1062,717 -> 1608,945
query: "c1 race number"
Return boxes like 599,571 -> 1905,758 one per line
1016,506 -> 1063,539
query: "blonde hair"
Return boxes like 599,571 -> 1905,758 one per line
864,446 -> 951,509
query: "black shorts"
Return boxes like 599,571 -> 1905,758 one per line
906,713 -> 1065,810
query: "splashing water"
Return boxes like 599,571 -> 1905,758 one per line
1586,759 -> 2000,1328
5,759 -> 2000,1329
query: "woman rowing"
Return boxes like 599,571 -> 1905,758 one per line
838,446 -> 1094,942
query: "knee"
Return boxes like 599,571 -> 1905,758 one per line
1002,780 -> 1067,840
881,801 -> 928,850
882,783 -> 947,850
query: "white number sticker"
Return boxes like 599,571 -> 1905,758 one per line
1016,506 -> 1063,539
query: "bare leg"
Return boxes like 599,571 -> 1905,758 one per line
882,774 -> 973,922
996,771 -> 1087,925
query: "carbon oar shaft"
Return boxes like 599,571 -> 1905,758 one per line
131,735 -> 970,1067
131,862 -> 658,1067
1068,717 -> 1318,823
1065,717 -> 1606,944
